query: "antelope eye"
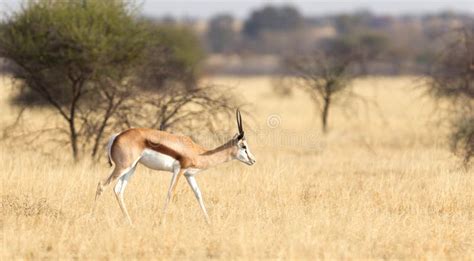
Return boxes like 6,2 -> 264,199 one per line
242,145 -> 247,149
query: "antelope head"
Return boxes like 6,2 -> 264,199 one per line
233,109 -> 256,166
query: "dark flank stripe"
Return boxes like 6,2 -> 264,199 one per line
145,139 -> 193,168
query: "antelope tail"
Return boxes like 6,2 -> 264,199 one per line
106,132 -> 120,167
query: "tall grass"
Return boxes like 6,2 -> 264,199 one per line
1,76 -> 473,259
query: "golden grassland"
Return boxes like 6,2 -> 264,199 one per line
1,76 -> 473,259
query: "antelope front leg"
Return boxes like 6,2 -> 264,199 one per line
185,174 -> 210,224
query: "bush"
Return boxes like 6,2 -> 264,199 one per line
428,24 -> 474,166
451,114 -> 474,165
0,0 -> 214,161
136,22 -> 205,90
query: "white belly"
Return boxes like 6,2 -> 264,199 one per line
139,149 -> 177,172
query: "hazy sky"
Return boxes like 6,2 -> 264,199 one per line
1,0 -> 473,19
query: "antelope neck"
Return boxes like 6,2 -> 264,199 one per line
197,140 -> 236,169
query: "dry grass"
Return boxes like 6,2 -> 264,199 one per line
1,76 -> 473,259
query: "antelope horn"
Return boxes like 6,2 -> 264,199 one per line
236,109 -> 244,139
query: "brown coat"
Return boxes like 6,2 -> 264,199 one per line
111,128 -> 234,169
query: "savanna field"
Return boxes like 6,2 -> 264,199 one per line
1,76 -> 473,259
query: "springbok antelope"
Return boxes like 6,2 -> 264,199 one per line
95,109 -> 256,224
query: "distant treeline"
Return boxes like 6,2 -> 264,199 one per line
155,6 -> 474,75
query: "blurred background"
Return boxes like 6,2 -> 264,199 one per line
0,0 -> 472,166
1,1 -> 473,259
2,0 -> 474,76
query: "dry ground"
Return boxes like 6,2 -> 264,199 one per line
1,76 -> 473,259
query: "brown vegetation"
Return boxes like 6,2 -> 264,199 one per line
1,76 -> 472,259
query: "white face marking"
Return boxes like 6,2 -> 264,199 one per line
235,139 -> 256,166
139,149 -> 177,172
